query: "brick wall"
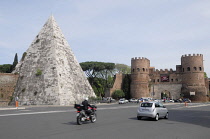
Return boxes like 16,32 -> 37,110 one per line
0,73 -> 19,106
105,73 -> 124,97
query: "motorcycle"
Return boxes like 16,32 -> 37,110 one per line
74,104 -> 97,125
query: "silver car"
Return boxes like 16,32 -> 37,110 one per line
137,101 -> 169,121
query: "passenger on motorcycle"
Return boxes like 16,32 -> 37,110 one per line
82,98 -> 91,119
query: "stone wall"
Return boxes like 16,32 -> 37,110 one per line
105,73 -> 124,97
152,84 -> 182,99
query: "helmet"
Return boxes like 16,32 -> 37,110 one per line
85,97 -> 89,101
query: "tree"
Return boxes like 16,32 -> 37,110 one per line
80,61 -> 115,97
10,53 -> 18,72
122,74 -> 131,99
204,72 -> 208,78
0,64 -> 12,73
115,63 -> 131,74
112,90 -> 125,99
21,52 -> 27,61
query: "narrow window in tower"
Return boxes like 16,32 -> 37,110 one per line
171,79 -> 173,82
187,67 -> 190,71
183,68 -> 184,72
194,67 -> 197,71
143,68 -> 145,72
157,79 -> 160,82
133,69 -> 135,72
199,67 -> 202,71
137,68 -> 140,72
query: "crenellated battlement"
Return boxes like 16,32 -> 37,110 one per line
182,54 -> 203,58
131,57 -> 149,61
153,68 -> 174,74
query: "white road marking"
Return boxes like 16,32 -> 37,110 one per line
0,110 -> 74,117
18,110 -> 32,112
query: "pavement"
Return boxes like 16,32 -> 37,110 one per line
0,106 -> 26,110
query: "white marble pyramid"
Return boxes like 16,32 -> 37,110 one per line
13,16 -> 96,105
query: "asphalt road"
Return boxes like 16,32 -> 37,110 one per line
0,102 -> 210,139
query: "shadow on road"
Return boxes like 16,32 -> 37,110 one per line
129,117 -> 166,121
62,121 -> 77,125
168,109 -> 210,128
62,121 -> 92,126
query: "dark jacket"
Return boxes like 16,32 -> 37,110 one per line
82,100 -> 90,110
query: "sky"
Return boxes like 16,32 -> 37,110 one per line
0,0 -> 210,76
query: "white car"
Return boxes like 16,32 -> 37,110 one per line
137,101 -> 169,121
119,98 -> 128,104
129,98 -> 138,103
125,99 -> 129,103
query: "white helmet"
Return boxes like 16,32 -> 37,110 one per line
85,97 -> 89,101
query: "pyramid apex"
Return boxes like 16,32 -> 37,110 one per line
46,15 -> 56,25
49,14 -> 55,20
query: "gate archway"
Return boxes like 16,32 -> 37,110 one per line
161,90 -> 171,99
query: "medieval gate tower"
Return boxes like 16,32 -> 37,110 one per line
130,57 -> 150,98
181,54 -> 207,101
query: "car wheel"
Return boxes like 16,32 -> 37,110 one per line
137,116 -> 142,120
164,112 -> 169,119
154,114 -> 159,121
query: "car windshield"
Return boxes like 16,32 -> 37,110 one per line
141,103 -> 153,107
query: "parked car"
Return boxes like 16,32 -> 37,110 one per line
183,98 -> 191,103
139,97 -> 152,103
143,99 -> 149,102
129,98 -> 138,103
154,99 -> 162,102
137,101 -> 169,121
119,98 -> 128,104
170,99 -> 175,103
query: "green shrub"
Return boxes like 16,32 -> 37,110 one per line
36,69 -> 42,76
21,52 -> 27,61
112,90 -> 125,99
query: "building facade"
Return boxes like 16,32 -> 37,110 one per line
107,54 -> 209,102
130,54 -> 208,101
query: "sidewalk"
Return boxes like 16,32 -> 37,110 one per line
0,106 -> 26,110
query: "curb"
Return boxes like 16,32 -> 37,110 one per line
0,107 -> 26,111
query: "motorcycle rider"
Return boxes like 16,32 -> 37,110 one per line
82,97 -> 91,119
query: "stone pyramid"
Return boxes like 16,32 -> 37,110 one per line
13,16 -> 96,105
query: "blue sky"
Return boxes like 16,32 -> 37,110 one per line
0,0 -> 210,76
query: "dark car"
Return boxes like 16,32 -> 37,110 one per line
183,98 -> 191,103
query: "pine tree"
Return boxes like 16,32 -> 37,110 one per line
11,53 -> 18,72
